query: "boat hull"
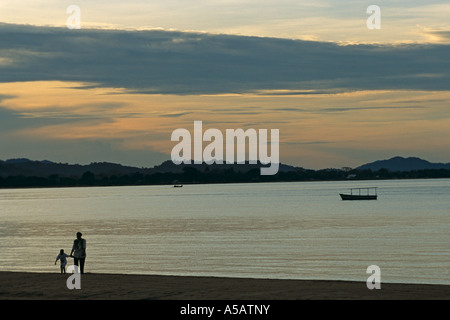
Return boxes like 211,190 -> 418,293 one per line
340,194 -> 377,200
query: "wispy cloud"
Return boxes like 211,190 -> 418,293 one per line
2,1 -> 449,43
158,112 -> 193,118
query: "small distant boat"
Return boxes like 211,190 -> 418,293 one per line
173,184 -> 183,188
340,187 -> 377,200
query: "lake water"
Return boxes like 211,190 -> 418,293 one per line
0,179 -> 449,285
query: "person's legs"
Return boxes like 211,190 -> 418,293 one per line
73,258 -> 85,273
79,258 -> 85,274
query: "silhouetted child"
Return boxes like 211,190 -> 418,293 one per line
54,249 -> 72,274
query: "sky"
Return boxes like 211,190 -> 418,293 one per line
0,1 -> 449,169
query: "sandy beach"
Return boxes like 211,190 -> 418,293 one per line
0,271 -> 448,300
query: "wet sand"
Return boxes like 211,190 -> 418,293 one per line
0,271 -> 448,300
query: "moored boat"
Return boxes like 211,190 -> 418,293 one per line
340,187 -> 377,200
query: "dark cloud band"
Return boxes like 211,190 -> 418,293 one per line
0,23 -> 449,94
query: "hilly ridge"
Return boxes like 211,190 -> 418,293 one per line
1,156 -> 450,178
356,156 -> 450,171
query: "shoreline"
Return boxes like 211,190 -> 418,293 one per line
0,271 -> 448,300
2,176 -> 450,192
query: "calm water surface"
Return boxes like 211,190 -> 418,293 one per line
0,179 -> 449,284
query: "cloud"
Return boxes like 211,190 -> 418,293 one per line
0,23 -> 449,95
0,105 -> 81,133
317,105 -> 427,113
421,29 -> 450,44
285,140 -> 331,145
158,111 -> 193,118
0,94 -> 15,103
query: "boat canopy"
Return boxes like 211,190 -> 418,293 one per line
347,187 -> 377,195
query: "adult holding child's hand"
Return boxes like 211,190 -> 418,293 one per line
70,232 -> 87,274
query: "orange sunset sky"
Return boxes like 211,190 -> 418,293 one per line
0,1 -> 449,169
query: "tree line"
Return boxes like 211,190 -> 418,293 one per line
1,167 -> 450,188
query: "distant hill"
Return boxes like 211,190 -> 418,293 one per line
0,159 -> 151,178
2,156 -> 450,178
356,156 -> 450,172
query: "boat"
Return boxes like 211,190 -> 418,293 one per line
173,184 -> 183,188
340,187 -> 377,200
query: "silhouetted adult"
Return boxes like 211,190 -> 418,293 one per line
70,232 -> 86,274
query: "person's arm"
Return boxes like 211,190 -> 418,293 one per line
55,255 -> 59,265
70,241 -> 75,256
82,239 -> 86,257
